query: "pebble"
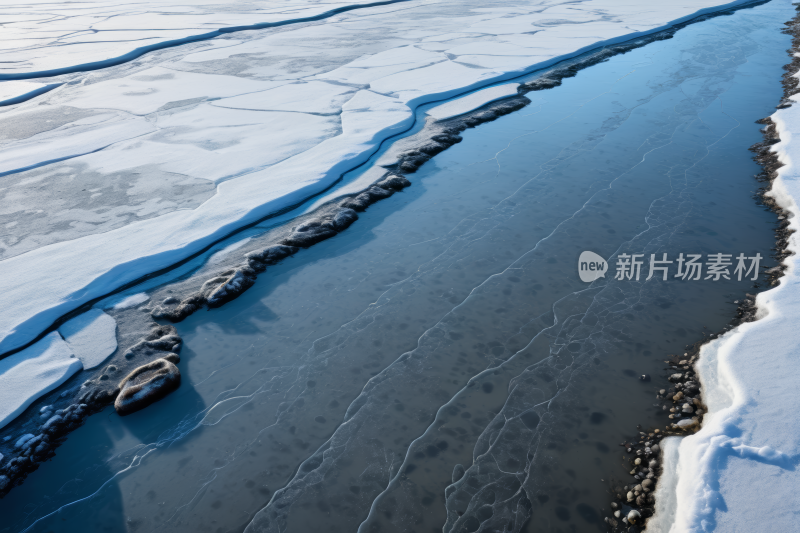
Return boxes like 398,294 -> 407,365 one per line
627,510 -> 641,524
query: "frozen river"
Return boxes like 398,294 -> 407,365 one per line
0,1 -> 792,532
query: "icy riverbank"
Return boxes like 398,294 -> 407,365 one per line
0,0 -> 774,359
649,7 -> 800,531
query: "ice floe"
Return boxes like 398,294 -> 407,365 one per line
58,309 -> 118,370
0,333 -> 83,430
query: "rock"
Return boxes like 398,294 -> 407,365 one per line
340,186 -> 394,211
610,502 -> 619,510
636,495 -> 647,507
282,224 -> 338,248
673,391 -> 684,402
521,77 -> 562,91
245,245 -> 298,266
162,352 -> 180,365
204,267 -> 257,307
640,374 -> 650,381
162,296 -> 179,305
123,326 -> 182,359
398,152 -> 430,173
634,484 -> 643,493
375,174 -> 411,191
634,458 -> 641,465
627,510 -> 642,524
115,359 -> 181,416
614,510 -> 621,518
669,373 -> 683,381
651,444 -> 660,454
676,418 -> 698,429
642,479 -> 654,492
152,294 -> 206,322
626,491 -> 634,502
682,403 -> 694,414
332,208 -> 359,231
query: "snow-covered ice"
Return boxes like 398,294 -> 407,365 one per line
58,309 -> 118,370
651,71 -> 800,533
426,83 -> 520,120
0,0 -> 770,358
0,332 -> 83,430
0,81 -> 61,107
0,0 -> 411,77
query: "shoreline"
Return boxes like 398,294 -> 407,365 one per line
611,4 -> 800,531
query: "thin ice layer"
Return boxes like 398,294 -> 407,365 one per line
58,309 -> 118,370
660,87 -> 800,532
0,0 -> 767,357
0,332 -> 83,430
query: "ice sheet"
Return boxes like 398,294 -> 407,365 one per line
658,84 -> 800,532
426,83 -> 520,120
0,0 -> 768,358
0,0 -> 412,77
0,333 -> 83,430
58,309 -> 118,370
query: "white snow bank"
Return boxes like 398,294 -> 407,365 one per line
0,0 -> 769,357
659,90 -> 800,532
0,333 -> 83,430
647,437 -> 681,533
58,309 -> 118,370
426,84 -> 520,120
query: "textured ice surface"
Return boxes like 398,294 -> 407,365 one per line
0,0 -> 767,355
0,333 -> 82,430
427,83 -> 520,120
657,81 -> 800,533
58,309 -> 118,370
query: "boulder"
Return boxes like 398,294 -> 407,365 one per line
115,359 -> 181,416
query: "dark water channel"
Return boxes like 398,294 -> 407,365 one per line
0,1 -> 792,532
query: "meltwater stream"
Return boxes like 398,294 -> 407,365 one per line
0,1 -> 792,532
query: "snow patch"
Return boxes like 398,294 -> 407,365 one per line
0,333 -> 83,431
58,309 -> 118,370
108,292 -> 150,310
